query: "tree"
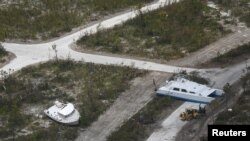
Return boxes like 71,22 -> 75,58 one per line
223,83 -> 231,108
135,3 -> 146,30
210,100 -> 219,123
52,44 -> 58,61
0,43 -> 8,57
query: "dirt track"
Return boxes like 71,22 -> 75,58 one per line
175,55 -> 250,141
169,28 -> 250,67
1,1 -> 249,141
74,25 -> 250,141
75,72 -> 172,141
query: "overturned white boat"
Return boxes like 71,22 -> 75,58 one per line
44,101 -> 80,125
156,78 -> 223,104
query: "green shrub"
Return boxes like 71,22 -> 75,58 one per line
0,0 -> 153,40
78,0 -> 225,60
215,73 -> 250,125
0,43 -> 7,58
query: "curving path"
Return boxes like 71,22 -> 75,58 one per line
0,0 -> 198,76
0,0 -> 248,141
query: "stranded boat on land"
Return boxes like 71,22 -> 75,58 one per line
44,101 -> 80,125
156,78 -> 223,104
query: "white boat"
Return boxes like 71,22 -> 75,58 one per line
156,78 -> 223,104
44,101 -> 80,125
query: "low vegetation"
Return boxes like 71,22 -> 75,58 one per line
0,59 -> 146,140
5,125 -> 78,141
0,0 -> 153,41
212,0 -> 250,27
202,42 -> 250,67
0,43 -> 8,62
77,0 -> 226,60
199,71 -> 250,141
215,72 -> 250,124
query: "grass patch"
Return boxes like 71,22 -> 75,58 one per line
5,124 -> 78,141
212,0 -> 250,27
202,42 -> 250,67
0,0 -> 153,41
77,0 -> 225,60
0,59 -> 146,140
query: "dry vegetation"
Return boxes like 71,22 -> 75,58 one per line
0,0 -> 153,41
0,43 -> 8,62
200,42 -> 250,68
0,59 -> 146,140
215,72 -> 250,124
77,0 -> 226,60
212,0 -> 250,27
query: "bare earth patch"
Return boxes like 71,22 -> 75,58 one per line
76,72 -> 172,141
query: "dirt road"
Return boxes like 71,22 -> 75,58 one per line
1,0 -> 249,141
75,72 -> 172,141
175,59 -> 250,141
169,28 -> 250,67
147,58 -> 250,141
1,0 -> 198,76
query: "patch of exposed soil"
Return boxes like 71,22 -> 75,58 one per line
199,53 -> 250,68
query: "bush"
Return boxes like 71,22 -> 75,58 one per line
0,43 -> 7,58
78,0 -> 225,60
214,72 -> 250,125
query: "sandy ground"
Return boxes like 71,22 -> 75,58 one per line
75,72 -> 172,141
0,0 -> 249,141
1,0 -> 202,77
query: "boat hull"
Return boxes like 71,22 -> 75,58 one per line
44,109 -> 80,125
156,90 -> 214,104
